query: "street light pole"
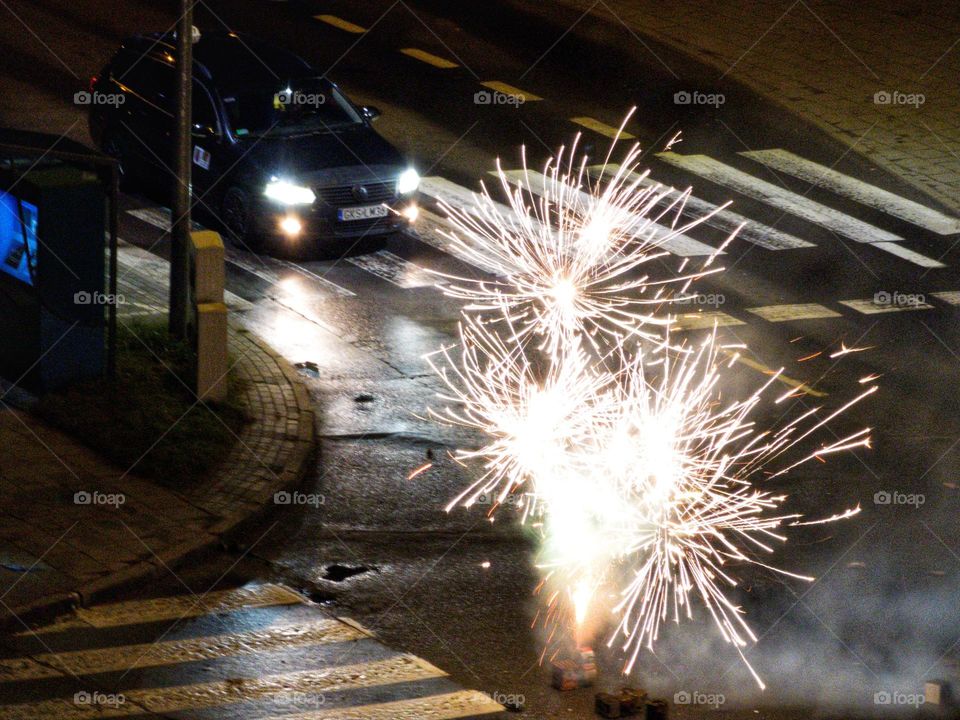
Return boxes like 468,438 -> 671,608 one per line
169,2 -> 193,338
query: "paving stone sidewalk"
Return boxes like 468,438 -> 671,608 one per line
546,0 -> 960,215
0,243 -> 315,630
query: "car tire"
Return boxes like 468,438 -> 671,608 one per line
221,186 -> 257,250
101,131 -> 135,190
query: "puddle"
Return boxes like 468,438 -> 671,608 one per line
323,564 -> 373,582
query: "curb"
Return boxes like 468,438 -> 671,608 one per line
0,329 -> 316,632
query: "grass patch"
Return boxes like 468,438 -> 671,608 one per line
35,319 -> 249,490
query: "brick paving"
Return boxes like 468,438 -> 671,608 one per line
0,243 -> 315,629
547,0 -> 960,214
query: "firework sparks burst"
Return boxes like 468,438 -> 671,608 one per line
425,125 -> 873,686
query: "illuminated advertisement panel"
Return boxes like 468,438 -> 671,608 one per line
0,190 -> 38,286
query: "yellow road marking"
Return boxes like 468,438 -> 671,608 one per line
570,116 -> 635,140
480,81 -> 542,101
0,618 -> 365,683
723,350 -> 827,398
27,584 -> 304,633
400,48 -> 459,69
314,14 -> 367,33
671,311 -> 745,331
273,690 -> 505,719
0,656 -> 447,719
747,303 -> 842,322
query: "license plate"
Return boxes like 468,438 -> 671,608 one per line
338,204 -> 389,221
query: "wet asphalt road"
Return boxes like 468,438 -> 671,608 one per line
1,0 -> 960,717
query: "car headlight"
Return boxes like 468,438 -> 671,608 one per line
264,179 -> 316,206
397,168 -> 420,195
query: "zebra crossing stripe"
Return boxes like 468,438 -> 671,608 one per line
588,164 -> 815,251
260,690 -> 505,719
0,656 -> 447,719
345,250 -> 437,288
747,303 -> 842,322
870,241 -> 946,268
656,152 -> 903,244
570,116 -> 635,140
314,14 -> 367,33
125,208 -> 356,296
413,207 -> 504,276
496,169 -> 723,257
671,311 -> 745,330
839,297 -> 934,315
0,618 -> 366,683
723,350 -> 827,398
419,176 -> 522,226
54,584 -> 304,630
932,291 -> 960,305
740,149 -> 960,236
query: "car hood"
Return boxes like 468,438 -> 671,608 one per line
235,125 -> 407,185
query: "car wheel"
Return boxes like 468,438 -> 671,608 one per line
101,132 -> 134,190
221,186 -> 256,248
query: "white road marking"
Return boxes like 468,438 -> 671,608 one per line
570,116 -> 635,140
497,169 -> 723,257
671,311 -> 745,330
870,241 -> 946,268
588,164 -> 815,251
125,207 -> 356,297
345,249 -> 437,288
741,149 -> 960,235
932,290 -> 960,305
419,175 -> 521,224
412,208 -> 503,276
272,690 -> 505,719
839,298 -> 934,315
747,303 -> 842,322
656,152 -> 903,244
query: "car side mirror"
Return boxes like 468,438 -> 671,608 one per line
361,106 -> 381,122
191,123 -> 218,139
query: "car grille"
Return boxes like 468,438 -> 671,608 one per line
316,181 -> 397,206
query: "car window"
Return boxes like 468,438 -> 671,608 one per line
220,78 -> 363,138
115,57 -> 174,114
192,82 -> 218,135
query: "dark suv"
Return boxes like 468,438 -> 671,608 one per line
88,30 -> 420,253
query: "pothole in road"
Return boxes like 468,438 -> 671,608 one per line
323,564 -> 374,582
294,361 -> 320,377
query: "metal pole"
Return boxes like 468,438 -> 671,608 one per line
169,2 -> 193,338
107,161 -> 119,377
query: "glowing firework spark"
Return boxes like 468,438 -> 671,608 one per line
425,126 -> 874,687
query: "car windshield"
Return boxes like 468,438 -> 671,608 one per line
220,78 -> 363,138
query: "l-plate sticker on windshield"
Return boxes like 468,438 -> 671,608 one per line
193,146 -> 211,170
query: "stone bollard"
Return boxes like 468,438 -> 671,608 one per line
189,231 -> 227,402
